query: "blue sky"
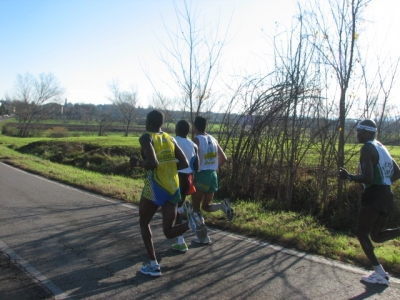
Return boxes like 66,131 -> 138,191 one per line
1,0 -> 399,107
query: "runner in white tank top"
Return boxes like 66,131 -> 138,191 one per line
188,116 -> 234,244
339,119 -> 400,285
172,120 -> 199,252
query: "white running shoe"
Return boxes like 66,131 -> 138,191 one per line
193,235 -> 211,244
189,211 -> 207,243
221,198 -> 234,221
140,262 -> 161,277
361,271 -> 390,285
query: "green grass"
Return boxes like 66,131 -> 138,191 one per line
204,200 -> 400,274
0,143 -> 142,202
0,134 -> 141,148
55,135 -> 142,147
1,133 -> 400,277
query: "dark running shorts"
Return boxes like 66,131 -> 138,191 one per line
178,172 -> 196,196
361,185 -> 394,216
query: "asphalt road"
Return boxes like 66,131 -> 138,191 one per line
0,162 -> 399,300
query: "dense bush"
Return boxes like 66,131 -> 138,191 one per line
217,158 -> 400,232
1,124 -> 19,136
16,141 -> 142,178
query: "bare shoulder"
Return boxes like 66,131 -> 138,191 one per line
193,136 -> 199,145
139,133 -> 152,144
360,142 -> 379,166
360,142 -> 375,154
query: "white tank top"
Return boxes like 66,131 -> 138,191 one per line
196,134 -> 218,171
175,136 -> 196,174
367,140 -> 394,186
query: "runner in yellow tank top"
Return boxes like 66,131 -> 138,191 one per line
141,131 -> 180,204
130,110 -> 208,276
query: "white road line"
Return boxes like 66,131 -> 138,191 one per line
0,240 -> 73,300
2,162 -> 400,284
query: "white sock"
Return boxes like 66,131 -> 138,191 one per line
209,203 -> 222,212
178,236 -> 184,244
150,260 -> 158,266
373,264 -> 386,276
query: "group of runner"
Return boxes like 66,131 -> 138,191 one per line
130,110 -> 233,277
132,110 -> 400,285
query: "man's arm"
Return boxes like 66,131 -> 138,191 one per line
132,134 -> 158,170
193,136 -> 199,148
193,143 -> 199,172
339,144 -> 374,184
351,144 -> 374,184
174,141 -> 189,170
391,159 -> 400,182
217,144 -> 227,168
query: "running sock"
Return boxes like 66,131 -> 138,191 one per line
150,260 -> 158,267
178,236 -> 184,245
208,203 -> 222,212
373,264 -> 387,277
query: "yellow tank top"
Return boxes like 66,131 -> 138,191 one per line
147,131 -> 179,195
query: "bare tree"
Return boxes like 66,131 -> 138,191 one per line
273,19 -> 322,210
152,0 -> 230,129
11,73 -> 64,137
108,80 -> 138,137
358,50 -> 400,142
305,0 -> 371,203
94,107 -> 114,136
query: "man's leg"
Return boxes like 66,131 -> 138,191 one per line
356,205 -> 381,266
184,190 -> 208,243
172,194 -> 189,252
196,170 -> 233,219
370,213 -> 400,243
357,205 -> 392,284
174,192 -> 190,251
192,189 -> 205,212
201,193 -> 234,221
139,197 -> 159,261
162,201 -> 190,239
175,198 -> 185,226
175,172 -> 189,226
201,193 -> 217,212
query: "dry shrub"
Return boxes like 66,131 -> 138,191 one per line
2,124 -> 20,136
46,127 -> 69,138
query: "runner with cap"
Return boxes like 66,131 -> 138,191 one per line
339,119 -> 400,284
